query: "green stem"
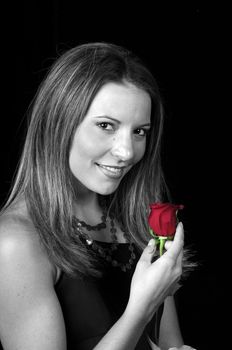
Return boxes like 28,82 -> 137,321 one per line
159,237 -> 166,256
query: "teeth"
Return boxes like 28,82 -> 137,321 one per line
99,164 -> 123,174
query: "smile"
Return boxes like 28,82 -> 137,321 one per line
96,163 -> 124,179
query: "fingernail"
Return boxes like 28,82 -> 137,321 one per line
147,239 -> 155,253
148,238 -> 155,246
179,221 -> 183,228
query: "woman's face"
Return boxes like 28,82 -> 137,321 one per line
69,81 -> 151,196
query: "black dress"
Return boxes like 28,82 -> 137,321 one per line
55,241 -> 164,350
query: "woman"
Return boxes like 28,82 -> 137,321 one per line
0,42 -> 195,349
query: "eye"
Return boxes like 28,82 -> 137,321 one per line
97,122 -> 114,131
134,128 -> 150,137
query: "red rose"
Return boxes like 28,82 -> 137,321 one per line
148,203 -> 184,237
148,202 -> 184,255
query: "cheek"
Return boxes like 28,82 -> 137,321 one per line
78,140 -> 98,161
134,141 -> 147,163
69,132 -> 104,168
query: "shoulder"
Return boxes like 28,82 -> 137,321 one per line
0,206 -> 66,349
0,205 -> 57,285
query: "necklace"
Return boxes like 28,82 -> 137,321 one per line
72,209 -> 137,272
75,212 -> 107,231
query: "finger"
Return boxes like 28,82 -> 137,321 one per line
164,240 -> 173,250
163,222 -> 184,261
139,239 -> 157,264
176,246 -> 184,268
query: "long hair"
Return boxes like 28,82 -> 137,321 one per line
1,42 -> 172,277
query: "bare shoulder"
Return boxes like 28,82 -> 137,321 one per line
0,209 -> 56,284
0,205 -> 66,349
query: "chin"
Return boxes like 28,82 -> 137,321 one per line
95,183 -> 120,196
96,188 -> 117,196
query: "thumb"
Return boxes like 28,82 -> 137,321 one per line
139,239 -> 157,263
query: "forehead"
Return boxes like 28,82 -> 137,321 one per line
86,82 -> 151,119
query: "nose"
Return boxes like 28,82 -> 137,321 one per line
111,133 -> 134,162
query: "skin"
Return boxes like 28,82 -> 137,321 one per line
0,81 -> 189,349
69,81 -> 151,221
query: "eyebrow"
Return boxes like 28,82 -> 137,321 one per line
94,115 -> 151,127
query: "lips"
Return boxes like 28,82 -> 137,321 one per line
96,163 -> 125,179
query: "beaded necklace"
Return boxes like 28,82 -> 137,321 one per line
72,205 -> 137,272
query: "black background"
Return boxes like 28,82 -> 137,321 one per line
0,2 -> 228,349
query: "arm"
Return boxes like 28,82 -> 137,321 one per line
94,223 -> 184,349
158,295 -> 184,350
0,217 -> 66,350
93,307 -> 147,350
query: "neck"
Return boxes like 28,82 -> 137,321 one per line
73,192 -> 104,223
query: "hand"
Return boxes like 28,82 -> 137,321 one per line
126,222 -> 184,324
